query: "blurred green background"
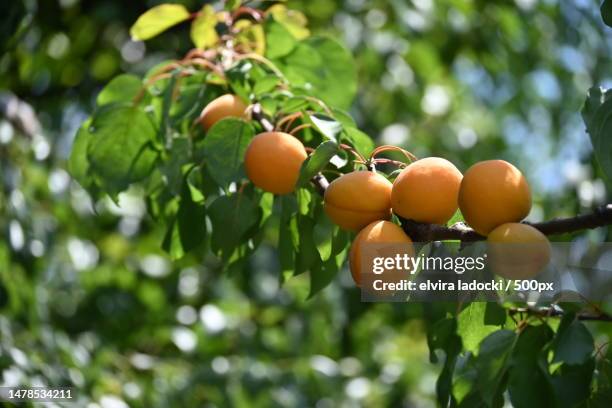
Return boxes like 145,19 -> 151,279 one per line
1,0 -> 612,406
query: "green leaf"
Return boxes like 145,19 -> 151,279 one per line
313,215 -> 334,262
225,61 -> 253,102
279,195 -> 299,282
264,16 -> 296,59
589,389 -> 612,408
259,192 -> 274,226
295,215 -> 321,275
581,87 -> 612,179
225,0 -> 241,11
235,20 -> 265,56
190,5 -> 219,49
343,127 -> 375,157
595,344 -> 612,391
171,83 -> 221,126
97,74 -> 142,106
309,114 -> 343,141
330,108 -> 357,128
267,4 -> 310,40
0,279 -> 8,310
550,359 -> 596,408
186,165 -> 205,203
508,325 -> 555,408
69,120 -> 93,187
0,1 -> 27,53
484,302 -> 506,325
279,97 -> 310,114
130,4 -> 191,41
87,105 -> 159,195
476,330 -> 517,406
201,118 -> 254,189
176,175 -> 207,252
208,193 -> 261,259
157,72 -> 179,146
275,36 -> 357,109
582,86 -> 612,131
602,0 -> 612,27
423,314 -> 462,407
452,358 -> 485,407
163,173 -> 207,260
252,75 -> 281,95
161,138 -> 191,195
308,226 -> 348,298
297,140 -> 338,187
552,314 -> 594,365
296,188 -> 311,215
457,302 -> 504,354
308,261 -> 333,299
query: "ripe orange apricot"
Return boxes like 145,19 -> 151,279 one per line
487,223 -> 551,279
324,171 -> 393,231
244,131 -> 307,194
458,160 -> 531,235
349,220 -> 414,287
391,157 -> 463,225
199,94 -> 248,131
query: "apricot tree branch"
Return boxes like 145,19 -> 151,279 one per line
251,103 -> 274,132
509,306 -> 612,322
399,218 -> 484,242
399,204 -> 612,242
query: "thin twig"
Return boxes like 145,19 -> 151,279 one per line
370,145 -> 418,163
276,112 -> 303,132
509,307 -> 612,322
289,123 -> 312,135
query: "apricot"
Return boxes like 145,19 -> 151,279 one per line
458,160 -> 531,235
324,171 -> 393,231
391,157 -> 463,225
199,94 -> 248,131
349,220 -> 415,287
244,131 -> 307,194
487,223 -> 551,280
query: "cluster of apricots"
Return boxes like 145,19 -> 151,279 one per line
328,159 -> 551,284
200,94 -> 308,195
199,94 -> 551,285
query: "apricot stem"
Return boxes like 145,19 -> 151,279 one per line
184,48 -> 217,61
370,145 -> 418,163
234,53 -> 287,82
276,112 -> 303,131
289,124 -> 312,135
133,71 -> 184,104
339,143 -> 367,163
303,97 -> 334,117
372,158 -> 408,168
132,53 -> 224,105
231,6 -> 265,23
187,58 -> 226,78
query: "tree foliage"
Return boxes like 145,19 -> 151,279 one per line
2,1 -> 612,406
